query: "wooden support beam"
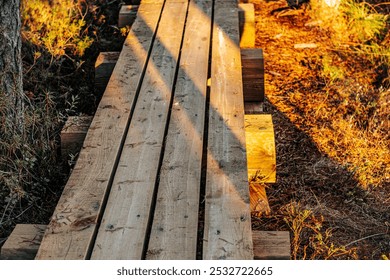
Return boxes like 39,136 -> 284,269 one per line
61,116 -> 93,158
94,52 -> 120,96
241,48 -> 265,102
118,5 -> 139,28
244,114 -> 276,183
238,3 -> 255,48
252,231 -> 291,260
1,224 -> 46,260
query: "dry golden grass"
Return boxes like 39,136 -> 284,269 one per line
254,0 -> 389,189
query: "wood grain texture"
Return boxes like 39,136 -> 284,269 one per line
245,114 -> 276,183
252,231 -> 291,260
91,0 -> 188,260
241,48 -> 264,102
35,1 -> 165,260
203,0 -> 253,260
94,52 -> 120,95
1,224 -> 46,260
238,3 -> 255,48
249,182 -> 270,216
146,0 -> 212,260
61,116 -> 93,158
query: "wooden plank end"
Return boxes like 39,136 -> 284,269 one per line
61,116 -> 93,158
245,114 -> 276,183
1,224 -> 47,260
241,48 -> 264,102
253,231 -> 291,260
118,5 -> 139,28
95,52 -> 120,95
238,3 -> 255,48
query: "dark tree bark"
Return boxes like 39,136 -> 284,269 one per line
0,0 -> 24,136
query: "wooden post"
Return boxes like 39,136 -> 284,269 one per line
238,3 -> 255,48
0,224 -> 46,260
241,48 -> 265,103
61,116 -> 93,158
118,5 -> 139,28
252,231 -> 291,260
94,51 -> 120,96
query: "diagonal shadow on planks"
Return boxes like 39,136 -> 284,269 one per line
36,0 -> 253,260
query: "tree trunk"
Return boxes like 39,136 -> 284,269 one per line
0,0 -> 24,136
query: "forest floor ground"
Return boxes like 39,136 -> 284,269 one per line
250,0 -> 389,259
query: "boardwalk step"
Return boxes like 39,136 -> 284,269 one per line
0,224 -> 46,260
245,114 -> 275,216
245,114 -> 276,183
95,52 -> 120,95
61,116 -> 93,159
1,225 -> 290,260
239,3 -> 256,48
241,48 -> 265,103
253,231 -> 291,260
118,5 -> 139,28
37,0 -> 271,260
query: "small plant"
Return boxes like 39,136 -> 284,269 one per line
310,0 -> 389,58
1,0 -> 95,237
281,202 -> 358,259
321,55 -> 345,85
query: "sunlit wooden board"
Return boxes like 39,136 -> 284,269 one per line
91,0 -> 188,260
35,1 -> 165,260
203,0 -> 253,260
146,0 -> 212,260
245,114 -> 276,183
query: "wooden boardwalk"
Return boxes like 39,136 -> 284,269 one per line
35,0 -> 253,260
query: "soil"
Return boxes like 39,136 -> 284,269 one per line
250,0 -> 390,259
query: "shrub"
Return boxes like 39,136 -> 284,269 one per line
310,0 -> 389,65
21,0 -> 93,57
1,0 -> 93,236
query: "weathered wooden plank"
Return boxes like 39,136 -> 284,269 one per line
91,0 -> 188,260
241,48 -> 265,102
245,114 -> 276,183
238,3 -> 255,48
203,0 -> 253,260
94,52 -> 120,95
35,1 -> 165,260
1,224 -> 46,260
252,231 -> 291,260
146,0 -> 212,260
61,116 -> 93,158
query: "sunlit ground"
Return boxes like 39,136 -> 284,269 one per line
251,0 -> 390,259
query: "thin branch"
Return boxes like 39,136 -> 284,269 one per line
344,233 -> 389,247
